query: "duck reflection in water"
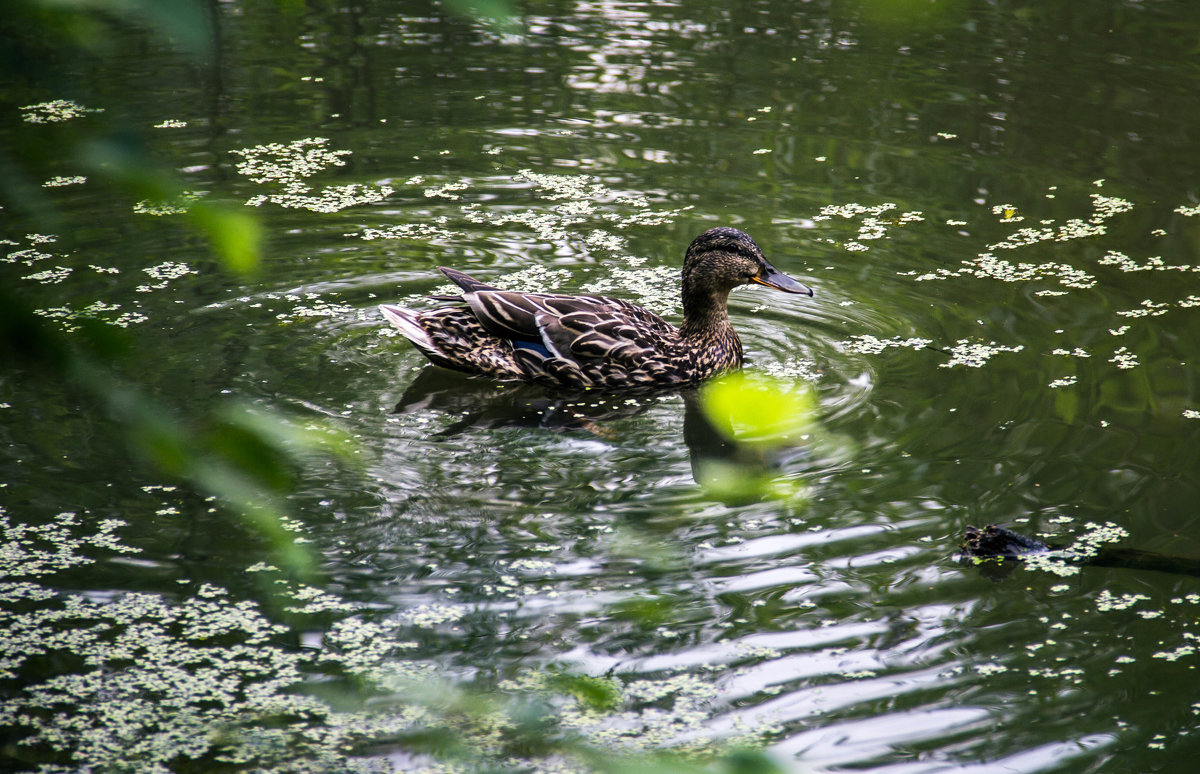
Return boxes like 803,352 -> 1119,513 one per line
390,367 -> 800,501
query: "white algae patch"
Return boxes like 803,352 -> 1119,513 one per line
231,137 -> 393,213
938,340 -> 1024,368
137,261 -> 197,292
351,221 -> 457,242
458,168 -> 693,254
893,188 -> 1197,389
133,192 -> 203,215
1109,346 -> 1140,370
1020,522 -> 1130,578
21,99 -> 103,123
760,357 -> 823,383
0,505 -> 779,772
42,175 -> 86,188
4,234 -> 198,332
840,335 -> 932,355
582,265 -> 681,316
812,201 -> 924,252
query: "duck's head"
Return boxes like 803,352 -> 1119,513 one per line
682,227 -> 813,298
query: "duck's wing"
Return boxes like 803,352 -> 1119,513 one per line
515,310 -> 686,389
439,266 -> 675,337
460,288 -> 674,344
538,310 -> 675,364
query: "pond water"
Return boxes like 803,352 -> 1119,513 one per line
4,1 -> 1200,772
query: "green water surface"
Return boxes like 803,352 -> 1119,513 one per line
3,1 -> 1200,772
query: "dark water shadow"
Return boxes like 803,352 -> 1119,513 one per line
391,366 -> 793,501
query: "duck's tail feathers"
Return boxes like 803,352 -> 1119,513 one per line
439,267 -> 500,294
379,305 -> 435,350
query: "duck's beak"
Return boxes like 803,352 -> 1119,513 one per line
750,261 -> 813,296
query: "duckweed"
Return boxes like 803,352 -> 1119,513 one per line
20,99 -> 102,123
231,138 -> 393,213
840,335 -> 932,354
456,169 -> 694,255
938,340 -> 1024,368
1094,591 -> 1151,612
582,265 -> 681,315
42,175 -> 86,187
353,221 -> 457,242
22,265 -> 72,284
6,505 -> 780,771
1109,347 -> 1140,369
1020,522 -> 1130,578
812,202 -> 923,251
133,192 -> 202,215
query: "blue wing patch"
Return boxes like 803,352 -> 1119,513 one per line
512,339 -> 552,358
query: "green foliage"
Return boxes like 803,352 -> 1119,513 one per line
545,672 -> 622,713
701,372 -> 816,447
440,0 -> 522,33
79,137 -> 263,275
851,0 -> 966,29
1,0 -> 340,580
694,373 -> 816,501
22,0 -> 215,59
189,203 -> 264,276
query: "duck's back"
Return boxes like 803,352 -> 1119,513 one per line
385,266 -> 745,390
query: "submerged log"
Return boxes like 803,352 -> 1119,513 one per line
962,524 -> 1200,579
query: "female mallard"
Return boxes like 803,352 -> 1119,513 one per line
380,227 -> 812,390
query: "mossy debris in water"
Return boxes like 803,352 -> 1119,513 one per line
0,506 -> 779,773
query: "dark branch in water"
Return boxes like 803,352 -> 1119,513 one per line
961,524 -> 1200,579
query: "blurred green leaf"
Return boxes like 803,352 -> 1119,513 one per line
701,372 -> 816,445
852,0 -> 966,29
546,672 -> 622,712
79,137 -> 263,274
693,459 -> 795,504
30,0 -> 215,59
189,202 -> 263,276
715,749 -> 791,774
440,0 -> 521,33
60,359 -> 326,577
218,402 -> 357,464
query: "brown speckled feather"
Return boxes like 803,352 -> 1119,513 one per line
380,227 -> 812,391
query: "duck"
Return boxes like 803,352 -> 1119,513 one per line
379,226 -> 812,391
